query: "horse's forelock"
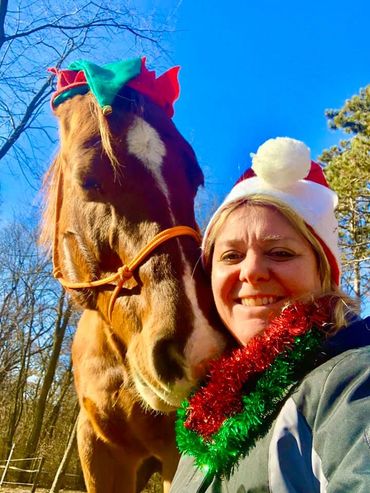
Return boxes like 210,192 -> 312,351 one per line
39,94 -> 125,251
61,94 -> 123,169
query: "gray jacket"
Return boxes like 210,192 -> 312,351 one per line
171,317 -> 370,493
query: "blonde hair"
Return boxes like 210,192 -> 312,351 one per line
203,195 -> 358,332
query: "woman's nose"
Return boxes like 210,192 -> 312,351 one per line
239,251 -> 270,284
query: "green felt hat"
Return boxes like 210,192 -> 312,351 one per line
50,58 -> 142,114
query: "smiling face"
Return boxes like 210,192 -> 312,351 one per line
211,204 -> 322,345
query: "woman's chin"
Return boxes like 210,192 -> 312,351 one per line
230,301 -> 287,346
230,318 -> 268,346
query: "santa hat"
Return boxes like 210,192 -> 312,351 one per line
203,137 -> 340,285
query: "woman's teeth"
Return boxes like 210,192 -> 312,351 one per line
240,296 -> 279,307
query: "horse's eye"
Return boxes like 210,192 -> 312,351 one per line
81,178 -> 102,193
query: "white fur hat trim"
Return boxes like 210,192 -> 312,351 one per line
216,177 -> 340,267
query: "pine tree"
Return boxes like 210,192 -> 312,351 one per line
320,86 -> 370,303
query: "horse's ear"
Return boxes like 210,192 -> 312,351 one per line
183,141 -> 204,191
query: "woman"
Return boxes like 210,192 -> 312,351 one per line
171,137 -> 370,493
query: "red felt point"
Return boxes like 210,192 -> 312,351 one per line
48,67 -> 87,91
48,67 -> 88,110
127,58 -> 180,118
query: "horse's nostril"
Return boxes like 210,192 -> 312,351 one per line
153,339 -> 184,383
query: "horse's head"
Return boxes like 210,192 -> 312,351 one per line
41,60 -> 226,412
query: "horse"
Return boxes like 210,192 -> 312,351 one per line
40,60 -> 226,492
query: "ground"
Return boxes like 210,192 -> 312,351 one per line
0,472 -> 162,492
0,489 -> 84,493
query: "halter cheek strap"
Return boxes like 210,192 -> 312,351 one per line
52,156 -> 201,322
53,225 -> 201,323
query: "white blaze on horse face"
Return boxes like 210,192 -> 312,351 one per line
127,116 -> 170,200
126,115 -> 225,396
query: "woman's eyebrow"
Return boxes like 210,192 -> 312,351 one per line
262,234 -> 284,241
262,234 -> 300,244
215,235 -> 301,248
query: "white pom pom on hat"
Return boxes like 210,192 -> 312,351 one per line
202,137 -> 341,285
251,137 -> 311,188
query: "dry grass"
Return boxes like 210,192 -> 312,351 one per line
141,472 -> 163,493
0,489 -> 85,493
0,472 -> 162,492
0,469 -> 163,492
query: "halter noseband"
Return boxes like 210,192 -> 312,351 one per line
53,225 -> 201,323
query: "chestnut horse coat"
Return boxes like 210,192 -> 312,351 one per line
41,80 -> 225,492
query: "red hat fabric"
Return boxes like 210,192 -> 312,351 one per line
127,58 -> 180,118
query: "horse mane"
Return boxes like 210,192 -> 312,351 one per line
39,155 -> 63,254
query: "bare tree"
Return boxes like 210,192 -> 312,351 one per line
49,407 -> 79,493
0,222 -> 50,389
0,0 -> 168,183
23,290 -> 73,462
0,221 -> 78,459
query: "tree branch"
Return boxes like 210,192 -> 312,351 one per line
0,78 -> 52,161
0,0 -> 8,48
4,18 -> 160,44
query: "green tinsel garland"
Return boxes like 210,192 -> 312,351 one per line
176,328 -> 324,482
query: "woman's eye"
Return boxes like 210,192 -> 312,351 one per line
219,251 -> 244,263
268,249 -> 295,260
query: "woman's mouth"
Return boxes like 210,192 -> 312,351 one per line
239,296 -> 284,307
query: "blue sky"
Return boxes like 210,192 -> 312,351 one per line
1,0 -> 369,315
163,0 -> 369,315
2,0 -> 370,218
163,0 -> 370,207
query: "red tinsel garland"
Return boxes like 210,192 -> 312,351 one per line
185,298 -> 331,439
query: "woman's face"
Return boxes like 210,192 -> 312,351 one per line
211,205 -> 322,346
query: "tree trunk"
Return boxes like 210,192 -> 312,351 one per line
23,290 -> 72,460
350,198 -> 361,298
44,362 -> 74,441
49,409 -> 79,493
5,318 -> 33,457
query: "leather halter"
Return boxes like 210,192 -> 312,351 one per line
52,169 -> 201,323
